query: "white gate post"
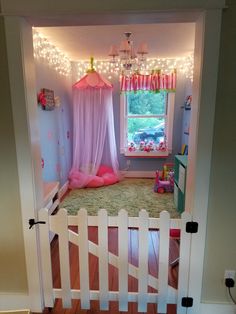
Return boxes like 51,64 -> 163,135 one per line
158,211 -> 170,314
78,208 -> 90,309
138,210 -> 149,313
38,208 -> 54,308
118,209 -> 129,311
98,209 -> 109,310
56,208 -> 72,308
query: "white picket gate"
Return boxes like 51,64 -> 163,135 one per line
38,208 -> 192,314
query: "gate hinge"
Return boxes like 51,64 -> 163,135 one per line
181,297 -> 193,307
29,218 -> 46,229
186,221 -> 198,233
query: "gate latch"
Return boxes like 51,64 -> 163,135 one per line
29,218 -> 46,229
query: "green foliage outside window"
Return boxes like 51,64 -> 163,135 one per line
126,91 -> 167,142
127,91 -> 166,115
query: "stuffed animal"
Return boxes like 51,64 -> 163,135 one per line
139,141 -> 145,151
128,142 -> 136,152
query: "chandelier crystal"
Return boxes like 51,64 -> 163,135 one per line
108,32 -> 148,76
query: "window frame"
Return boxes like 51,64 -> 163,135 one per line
120,92 -> 175,157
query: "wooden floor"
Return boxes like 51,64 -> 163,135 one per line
41,227 -> 179,314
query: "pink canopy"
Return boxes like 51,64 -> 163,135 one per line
69,71 -> 119,189
73,71 -> 113,89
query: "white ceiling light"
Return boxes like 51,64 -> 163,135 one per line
108,32 -> 148,75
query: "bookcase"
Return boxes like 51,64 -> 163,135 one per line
174,155 -> 188,213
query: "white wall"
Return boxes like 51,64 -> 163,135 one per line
0,16 -> 28,294
201,0 -> 236,302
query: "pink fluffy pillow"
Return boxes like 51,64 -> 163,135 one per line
86,176 -> 104,188
97,165 -> 114,177
102,173 -> 119,186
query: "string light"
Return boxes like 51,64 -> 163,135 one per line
32,29 -> 194,81
33,29 -> 71,77
73,54 -> 194,82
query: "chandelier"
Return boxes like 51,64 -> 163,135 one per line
108,32 -> 148,75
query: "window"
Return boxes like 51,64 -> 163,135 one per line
120,91 -> 175,157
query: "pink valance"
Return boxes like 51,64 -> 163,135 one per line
120,71 -> 176,92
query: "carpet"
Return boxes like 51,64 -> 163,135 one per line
60,178 -> 180,218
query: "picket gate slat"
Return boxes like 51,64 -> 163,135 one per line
158,211 -> 170,314
177,212 -> 192,314
118,209 -> 128,311
38,208 -> 54,307
138,210 -> 149,312
98,209 -> 109,310
67,228 -> 179,298
77,208 -> 90,309
56,208 -> 71,308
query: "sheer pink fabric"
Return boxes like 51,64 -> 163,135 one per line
69,71 -> 119,189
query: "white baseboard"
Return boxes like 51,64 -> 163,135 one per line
58,180 -> 69,200
0,294 -> 30,311
200,302 -> 236,314
120,170 -> 156,178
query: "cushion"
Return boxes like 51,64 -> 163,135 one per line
102,173 -> 119,186
97,165 -> 114,177
86,176 -> 104,188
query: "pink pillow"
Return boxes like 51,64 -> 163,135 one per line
97,165 -> 114,177
69,178 -> 80,189
86,176 -> 104,188
102,173 -> 119,186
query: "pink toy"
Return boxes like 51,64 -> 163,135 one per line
128,142 -> 136,152
154,170 -> 174,193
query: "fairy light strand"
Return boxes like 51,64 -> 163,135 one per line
73,54 -> 194,81
32,30 -> 194,81
33,29 -> 71,77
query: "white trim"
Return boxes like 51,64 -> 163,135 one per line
199,303 -> 236,314
120,94 -> 125,154
187,10 -> 223,314
120,171 -> 156,178
166,93 -> 175,152
58,180 -> 69,200
0,294 -> 30,311
4,17 -> 44,312
124,150 -> 169,157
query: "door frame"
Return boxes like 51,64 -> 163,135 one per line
3,6 -> 223,313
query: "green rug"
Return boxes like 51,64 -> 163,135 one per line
61,178 -> 180,218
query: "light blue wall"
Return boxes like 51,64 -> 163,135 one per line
111,72 -> 190,171
35,60 -> 73,186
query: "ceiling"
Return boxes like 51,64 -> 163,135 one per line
36,23 -> 195,61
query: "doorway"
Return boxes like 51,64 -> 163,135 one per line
3,9 -> 222,313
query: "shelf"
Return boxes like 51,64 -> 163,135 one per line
174,155 -> 188,213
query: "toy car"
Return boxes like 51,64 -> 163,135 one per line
154,170 -> 174,193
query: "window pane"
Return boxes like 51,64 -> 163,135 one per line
127,91 -> 166,115
127,117 -> 165,144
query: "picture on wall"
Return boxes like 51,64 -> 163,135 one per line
38,88 -> 55,111
184,95 -> 192,110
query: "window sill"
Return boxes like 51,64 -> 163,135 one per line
124,150 -> 169,158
